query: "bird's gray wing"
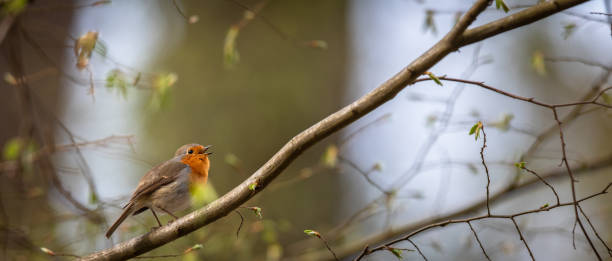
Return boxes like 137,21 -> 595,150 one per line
128,158 -> 189,204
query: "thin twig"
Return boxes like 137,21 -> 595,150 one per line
234,210 -> 244,238
467,221 -> 491,261
352,245 -> 369,261
171,0 -> 198,23
313,232 -> 339,261
572,218 -> 578,250
577,205 -> 612,257
225,0 -> 289,41
299,159 -> 612,260
338,155 -> 388,194
520,166 -> 560,205
590,12 -> 612,16
412,76 -> 612,110
511,217 -> 535,261
562,10 -> 609,23
479,124 -> 491,216
359,183 -> 610,258
171,0 -> 189,20
551,108 -> 602,260
545,56 -> 611,71
407,239 -> 428,261
339,113 -> 391,148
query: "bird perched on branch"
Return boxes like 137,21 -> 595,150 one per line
105,143 -> 212,238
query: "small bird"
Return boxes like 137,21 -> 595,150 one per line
105,143 -> 212,238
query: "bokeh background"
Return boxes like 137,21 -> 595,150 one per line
0,0 -> 610,260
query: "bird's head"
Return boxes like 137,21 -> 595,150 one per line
175,144 -> 212,188
175,143 -> 212,157
176,144 -> 212,179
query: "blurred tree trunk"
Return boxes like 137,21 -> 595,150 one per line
0,1 -> 75,258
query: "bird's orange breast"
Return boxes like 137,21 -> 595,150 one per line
181,154 -> 210,186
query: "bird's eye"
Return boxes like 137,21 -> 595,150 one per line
188,149 -> 194,154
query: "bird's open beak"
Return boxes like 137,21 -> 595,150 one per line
204,145 -> 213,155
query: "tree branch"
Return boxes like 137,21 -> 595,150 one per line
81,0 -> 589,259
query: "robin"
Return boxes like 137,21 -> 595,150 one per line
105,143 -> 212,238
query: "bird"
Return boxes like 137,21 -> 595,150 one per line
105,143 -> 212,238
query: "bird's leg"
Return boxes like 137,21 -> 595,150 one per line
158,206 -> 179,224
150,208 -> 163,229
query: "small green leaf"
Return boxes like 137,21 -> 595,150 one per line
469,121 -> 483,141
539,203 -> 549,209
89,191 -> 98,204
223,26 -> 240,68
105,69 -> 129,98
225,153 -> 241,168
469,124 -> 478,135
321,144 -> 338,168
303,229 -> 320,237
514,161 -> 526,169
425,72 -> 442,86
562,23 -> 576,39
249,207 -> 263,219
423,10 -> 437,34
389,248 -> 402,259
501,1 -> 510,12
531,50 -> 547,76
150,72 -> 178,111
249,182 -> 258,191
184,243 -> 203,254
3,138 -> 23,160
495,0 -> 510,13
2,138 -> 35,161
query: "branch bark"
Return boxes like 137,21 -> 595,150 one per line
81,0 -> 588,259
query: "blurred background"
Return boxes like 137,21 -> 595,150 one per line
0,0 -> 610,260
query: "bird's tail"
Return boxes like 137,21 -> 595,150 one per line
105,202 -> 134,238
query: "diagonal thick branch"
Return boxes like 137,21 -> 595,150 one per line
81,0 -> 588,259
